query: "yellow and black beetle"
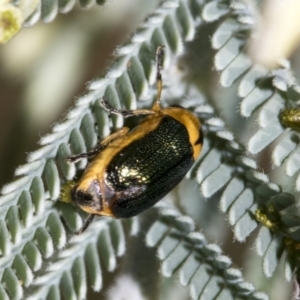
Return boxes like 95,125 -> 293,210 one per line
62,46 -> 203,233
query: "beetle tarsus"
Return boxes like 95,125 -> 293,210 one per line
100,97 -> 155,117
65,146 -> 103,163
152,45 -> 165,112
66,127 -> 131,165
156,45 -> 164,80
100,98 -> 133,117
75,214 -> 95,234
65,154 -> 88,163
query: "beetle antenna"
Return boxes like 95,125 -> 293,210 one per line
152,45 -> 165,111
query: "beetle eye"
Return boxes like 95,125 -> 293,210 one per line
71,186 -> 93,205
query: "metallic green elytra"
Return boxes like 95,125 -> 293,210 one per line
280,108 -> 300,129
61,46 -> 203,233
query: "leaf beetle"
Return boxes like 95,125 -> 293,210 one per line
62,46 -> 203,233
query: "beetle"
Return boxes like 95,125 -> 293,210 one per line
62,46 -> 203,233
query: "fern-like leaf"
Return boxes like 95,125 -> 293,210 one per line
146,204 -> 269,300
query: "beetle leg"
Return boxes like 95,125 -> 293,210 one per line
65,148 -> 103,163
152,45 -> 165,112
100,126 -> 129,144
100,97 -> 155,117
66,127 -> 130,163
75,214 -> 95,234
